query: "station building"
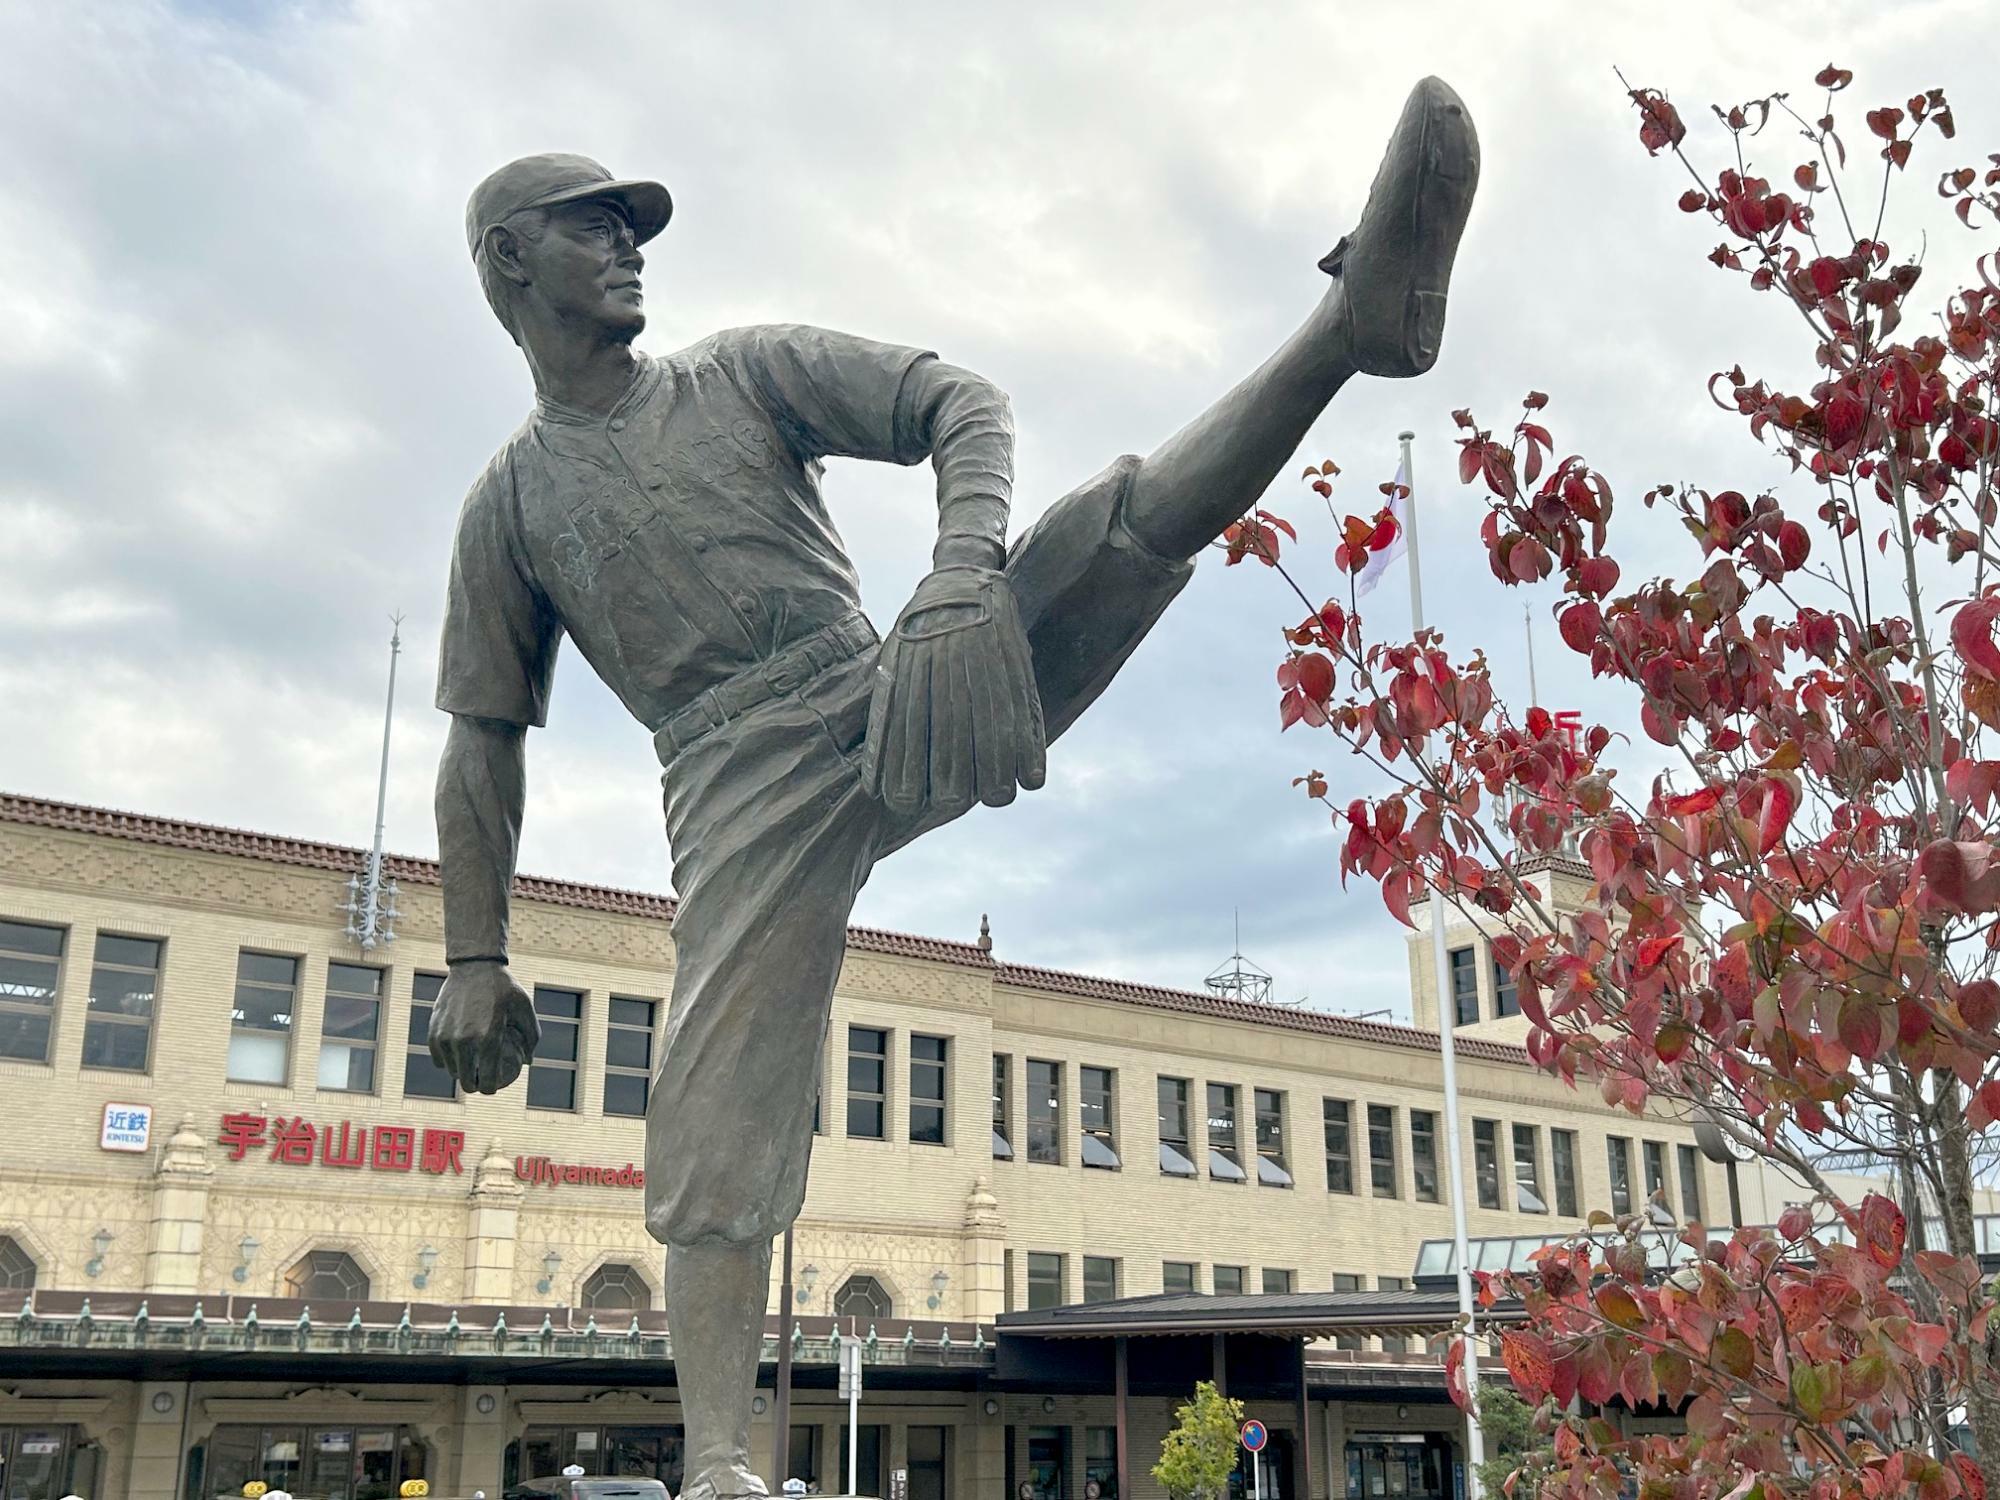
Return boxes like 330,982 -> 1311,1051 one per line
0,792 -> 1720,1500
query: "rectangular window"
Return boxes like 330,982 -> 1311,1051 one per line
603,996 -> 657,1118
1333,1272 -> 1363,1349
318,962 -> 382,1092
992,1054 -> 1012,1159
1027,1428 -> 1067,1500
1367,1103 -> 1398,1198
1082,1255 -> 1120,1303
1162,1260 -> 1197,1295
1262,1267 -> 1294,1295
1207,1083 -> 1245,1182
910,1034 -> 948,1145
1026,1059 -> 1062,1163
1026,1252 -> 1065,1310
1212,1264 -> 1244,1295
1158,1077 -> 1197,1177
0,919 -> 63,1064
839,1425 -> 887,1500
1410,1110 -> 1440,1203
847,1026 -> 888,1139
1254,1088 -> 1292,1186
1551,1129 -> 1580,1217
1081,1065 -> 1120,1168
1448,945 -> 1479,1026
1473,1119 -> 1502,1209
1678,1143 -> 1703,1222
1492,950 -> 1519,1017
1323,1098 -> 1354,1194
1608,1136 -> 1633,1215
1378,1275 -> 1412,1352
1085,1427 -> 1118,1500
1644,1140 -> 1668,1207
85,933 -> 161,1073
403,973 -> 456,1099
230,951 -> 298,1085
528,987 -> 583,1111
1512,1123 -> 1546,1213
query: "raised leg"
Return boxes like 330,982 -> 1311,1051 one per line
1122,75 -> 1479,561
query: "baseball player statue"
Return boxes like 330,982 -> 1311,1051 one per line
431,78 -> 1477,1500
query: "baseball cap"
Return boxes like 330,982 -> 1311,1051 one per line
466,153 -> 673,260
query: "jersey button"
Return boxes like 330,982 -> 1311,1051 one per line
689,533 -> 711,552
609,418 -> 627,433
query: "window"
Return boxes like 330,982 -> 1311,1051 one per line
910,1034 -> 948,1145
1368,1104 -> 1398,1198
991,1054 -> 1012,1158
1212,1264 -> 1244,1295
1081,1065 -> 1120,1168
1492,950 -> 1519,1017
1644,1140 -> 1668,1208
1473,1120 -> 1502,1209
284,1249 -> 370,1302
1448,945 -> 1479,1025
230,951 -> 298,1085
319,962 -> 382,1092
846,1026 -> 888,1139
1162,1260 -> 1198,1295
1551,1129 -> 1580,1217
1608,1136 -> 1633,1215
529,987 -> 583,1111
582,1262 -> 651,1312
1262,1267 -> 1294,1295
790,1427 -> 821,1494
839,1425 -> 887,1500
404,974 -> 456,1099
909,1425 -> 951,1500
203,1424 -> 428,1500
1082,1255 -> 1120,1303
1513,1124 -> 1546,1212
832,1274 -> 892,1321
1207,1083 -> 1245,1182
1332,1272 -> 1363,1349
85,933 -> 161,1072
1026,1059 -> 1062,1163
0,919 -> 62,1064
1085,1427 -> 1119,1500
1027,1252 -> 1065,1310
1324,1098 -> 1354,1194
1378,1275 -> 1412,1352
604,997 -> 657,1118
1678,1143 -> 1703,1222
1158,1077 -> 1197,1177
1027,1428 -> 1067,1500
0,1236 -> 35,1290
1410,1110 -> 1441,1203
1255,1088 -> 1292,1186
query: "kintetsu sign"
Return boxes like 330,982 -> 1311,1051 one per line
215,1113 -> 644,1191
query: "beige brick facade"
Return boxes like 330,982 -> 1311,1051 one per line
0,796 -> 1714,1500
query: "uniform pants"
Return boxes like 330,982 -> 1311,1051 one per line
646,455 -> 1192,1247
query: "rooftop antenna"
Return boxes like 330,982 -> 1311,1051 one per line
1524,602 -> 1540,708
1205,909 -> 1278,1006
341,615 -> 404,950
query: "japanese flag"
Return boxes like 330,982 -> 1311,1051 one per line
1354,454 -> 1411,598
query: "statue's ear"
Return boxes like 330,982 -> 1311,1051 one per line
482,223 -> 532,288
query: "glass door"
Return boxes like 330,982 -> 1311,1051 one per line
2,1426 -> 72,1500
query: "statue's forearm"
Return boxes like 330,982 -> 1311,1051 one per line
905,360 -> 1015,569
436,714 -> 527,965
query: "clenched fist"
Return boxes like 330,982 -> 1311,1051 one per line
429,959 -> 539,1094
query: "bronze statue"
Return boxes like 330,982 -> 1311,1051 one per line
430,79 -> 1478,1500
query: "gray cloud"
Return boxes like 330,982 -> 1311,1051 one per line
2,0 -> 1995,1016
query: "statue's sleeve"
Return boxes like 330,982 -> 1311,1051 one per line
435,455 -> 562,728
722,324 -> 1013,564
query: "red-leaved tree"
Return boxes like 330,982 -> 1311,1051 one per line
1229,67 -> 2000,1498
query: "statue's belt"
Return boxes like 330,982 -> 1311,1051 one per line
651,611 -> 878,760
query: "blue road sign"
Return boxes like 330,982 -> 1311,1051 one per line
1240,1420 -> 1268,1453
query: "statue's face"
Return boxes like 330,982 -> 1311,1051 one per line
518,198 -> 647,344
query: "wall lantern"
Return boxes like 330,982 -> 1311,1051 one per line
413,1245 -> 440,1292
536,1250 -> 563,1296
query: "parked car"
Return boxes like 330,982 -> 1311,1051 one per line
502,1477 -> 671,1500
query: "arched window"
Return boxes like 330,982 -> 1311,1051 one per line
581,1262 -> 651,1312
283,1249 -> 370,1303
0,1236 -> 35,1291
832,1274 -> 892,1321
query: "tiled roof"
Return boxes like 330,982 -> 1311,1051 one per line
994,963 -> 1529,1065
0,791 -> 1528,1065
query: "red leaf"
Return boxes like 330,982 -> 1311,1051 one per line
1662,786 -> 1722,816
1866,106 -> 1904,141
1558,601 -> 1601,653
1777,519 -> 1810,570
1500,1330 -> 1555,1400
1857,1193 -> 1906,1269
1577,556 -> 1621,598
1959,978 -> 2000,1032
1294,652 -> 1335,703
1952,597 -> 2000,681
1756,775 -> 1797,854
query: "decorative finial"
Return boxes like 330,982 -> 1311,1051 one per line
977,914 -> 992,953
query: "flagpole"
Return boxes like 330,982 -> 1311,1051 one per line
1400,429 -> 1486,1496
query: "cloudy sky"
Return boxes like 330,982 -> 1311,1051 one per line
3,0 -> 1994,1017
